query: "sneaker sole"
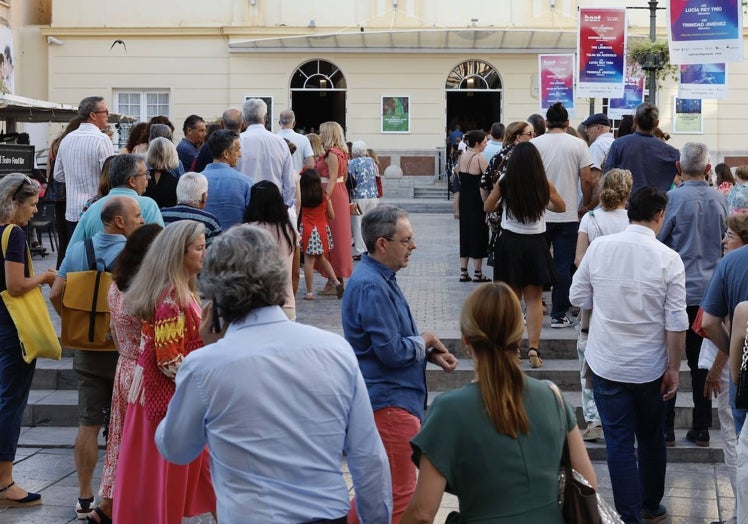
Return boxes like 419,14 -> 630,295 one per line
550,323 -> 574,328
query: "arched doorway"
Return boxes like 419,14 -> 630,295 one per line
290,59 -> 347,133
445,60 -> 502,135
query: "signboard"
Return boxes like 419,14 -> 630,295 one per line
678,63 -> 728,99
577,8 -> 627,98
608,63 -> 646,120
539,54 -> 576,117
0,144 -> 33,175
673,97 -> 703,133
381,96 -> 410,133
668,0 -> 743,64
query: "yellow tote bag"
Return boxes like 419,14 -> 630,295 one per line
1,225 -> 61,363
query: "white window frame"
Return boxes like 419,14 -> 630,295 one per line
114,90 -> 170,122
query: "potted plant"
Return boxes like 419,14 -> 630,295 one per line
627,39 -> 679,84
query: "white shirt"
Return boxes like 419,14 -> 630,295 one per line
53,123 -> 115,221
277,128 -> 314,172
570,224 -> 689,383
237,124 -> 296,206
531,131 -> 592,223
588,132 -> 614,171
578,207 -> 629,243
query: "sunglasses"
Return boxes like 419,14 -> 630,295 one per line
11,176 -> 34,201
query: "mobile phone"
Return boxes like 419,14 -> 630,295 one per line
212,299 -> 222,333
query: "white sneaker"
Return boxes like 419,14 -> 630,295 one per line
551,315 -> 575,328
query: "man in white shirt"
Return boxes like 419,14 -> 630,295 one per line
53,96 -> 116,236
237,98 -> 295,207
531,102 -> 594,328
582,113 -> 614,173
570,186 -> 688,524
277,109 -> 314,172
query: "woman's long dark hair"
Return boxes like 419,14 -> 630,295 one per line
244,180 -> 298,255
112,224 -> 163,291
300,168 -> 324,209
500,142 -> 550,224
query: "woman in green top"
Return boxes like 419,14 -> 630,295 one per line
402,282 -> 596,523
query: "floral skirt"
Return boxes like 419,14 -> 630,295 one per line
300,224 -> 334,256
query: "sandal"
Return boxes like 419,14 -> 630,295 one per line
473,272 -> 490,282
86,506 -> 113,524
303,292 -> 315,300
0,481 -> 42,508
335,281 -> 345,299
459,268 -> 471,282
528,348 -> 543,369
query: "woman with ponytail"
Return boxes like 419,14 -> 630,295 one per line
402,282 -> 595,524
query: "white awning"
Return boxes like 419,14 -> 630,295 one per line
0,94 -> 135,125
228,28 -> 577,54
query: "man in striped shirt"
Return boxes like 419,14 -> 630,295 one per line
53,96 -> 116,236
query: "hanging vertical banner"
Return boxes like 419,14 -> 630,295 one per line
577,8 -> 626,98
679,63 -> 728,99
539,54 -> 576,117
608,63 -> 646,120
668,0 -> 743,64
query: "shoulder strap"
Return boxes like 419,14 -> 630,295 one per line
545,380 -> 572,471
587,210 -> 604,238
84,237 -> 96,270
2,224 -> 34,277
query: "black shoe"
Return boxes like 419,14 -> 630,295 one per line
641,504 -> 667,523
686,428 -> 710,447
665,427 -> 675,447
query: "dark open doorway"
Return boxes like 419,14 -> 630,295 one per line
290,91 -> 346,134
446,91 -> 501,134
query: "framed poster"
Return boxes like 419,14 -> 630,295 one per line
577,8 -> 627,98
539,54 -> 576,117
668,0 -> 743,64
381,96 -> 410,133
673,97 -> 703,133
679,63 -> 728,99
244,95 -> 273,131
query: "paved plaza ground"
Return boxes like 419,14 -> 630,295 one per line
3,208 -> 737,523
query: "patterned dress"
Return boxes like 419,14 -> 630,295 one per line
99,283 -> 142,499
300,195 -> 334,256
112,288 -> 215,524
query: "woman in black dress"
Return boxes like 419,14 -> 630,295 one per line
455,130 -> 489,282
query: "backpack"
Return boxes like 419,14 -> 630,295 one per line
60,238 -> 117,351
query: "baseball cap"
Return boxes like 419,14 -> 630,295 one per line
581,113 -> 611,127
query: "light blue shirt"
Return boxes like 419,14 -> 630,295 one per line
155,306 -> 392,524
66,188 -> 164,254
482,139 -> 502,163
658,180 -> 727,306
202,162 -> 253,230
58,232 -> 126,279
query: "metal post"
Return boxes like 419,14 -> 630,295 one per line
648,0 -> 658,104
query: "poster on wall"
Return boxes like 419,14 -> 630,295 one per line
244,95 -> 273,131
673,97 -> 703,133
577,8 -> 626,98
678,63 -> 727,99
0,25 -> 14,94
608,62 -> 645,120
539,54 -> 576,117
668,0 -> 743,64
381,96 -> 410,133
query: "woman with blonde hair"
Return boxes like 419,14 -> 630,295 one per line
144,136 -> 180,208
402,282 -> 595,523
315,121 -> 352,292
307,132 -> 324,159
113,220 -> 215,523
573,168 -> 632,442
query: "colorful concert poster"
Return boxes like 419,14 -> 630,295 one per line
668,0 -> 743,64
577,8 -> 626,98
608,63 -> 645,120
679,63 -> 728,99
539,54 -> 575,117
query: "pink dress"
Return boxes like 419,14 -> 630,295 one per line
99,283 -> 141,499
112,289 -> 215,524
316,147 -> 352,278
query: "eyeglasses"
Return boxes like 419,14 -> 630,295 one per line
384,236 -> 416,246
11,176 -> 34,201
725,231 -> 737,240
520,132 -> 535,137
92,109 -> 110,115
133,171 -> 151,180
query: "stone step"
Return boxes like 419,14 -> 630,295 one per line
413,187 -> 449,199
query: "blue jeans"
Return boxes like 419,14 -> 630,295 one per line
593,373 -> 667,524
545,221 -> 578,319
0,323 -> 36,461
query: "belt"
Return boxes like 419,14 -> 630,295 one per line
320,176 -> 345,183
300,517 -> 346,524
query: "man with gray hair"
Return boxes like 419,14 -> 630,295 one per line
237,98 -> 295,207
53,96 -> 116,236
155,225 -> 392,523
657,142 -> 727,448
277,108 -> 314,171
161,172 -> 222,245
342,205 -> 457,523
66,154 -> 164,252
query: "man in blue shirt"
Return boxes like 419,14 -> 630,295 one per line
342,205 -> 457,523
176,114 -> 206,170
49,195 -> 143,520
155,225 -> 392,524
202,129 -> 253,230
658,142 -> 727,447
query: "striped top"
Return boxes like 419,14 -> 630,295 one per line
160,204 -> 222,246
53,123 -> 116,222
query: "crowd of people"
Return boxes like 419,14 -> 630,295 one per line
1,94 -> 748,524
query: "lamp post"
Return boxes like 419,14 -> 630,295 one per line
628,0 -> 665,104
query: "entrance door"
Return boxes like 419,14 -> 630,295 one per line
290,59 -> 347,133
445,60 -> 502,135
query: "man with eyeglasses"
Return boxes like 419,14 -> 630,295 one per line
342,205 -> 457,523
53,96 -> 116,238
